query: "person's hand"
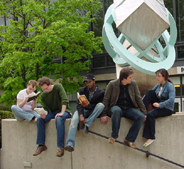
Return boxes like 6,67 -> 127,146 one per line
79,114 -> 85,125
100,116 -> 110,124
24,97 -> 29,102
40,114 -> 46,119
33,97 -> 37,102
55,113 -> 64,119
153,102 -> 160,107
144,115 -> 147,123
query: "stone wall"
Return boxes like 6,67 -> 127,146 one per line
1,114 -> 184,169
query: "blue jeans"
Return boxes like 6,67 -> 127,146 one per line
11,105 -> 40,122
111,106 -> 145,142
66,103 -> 105,148
36,111 -> 71,147
142,89 -> 173,139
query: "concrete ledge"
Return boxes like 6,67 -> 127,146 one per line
2,114 -> 184,169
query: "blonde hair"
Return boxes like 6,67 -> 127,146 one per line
28,80 -> 37,88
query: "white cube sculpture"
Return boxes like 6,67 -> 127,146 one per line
114,0 -> 170,50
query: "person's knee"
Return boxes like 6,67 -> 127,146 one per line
55,116 -> 65,125
11,105 -> 17,111
37,116 -> 44,123
139,114 -> 145,122
96,103 -> 105,110
111,106 -> 122,117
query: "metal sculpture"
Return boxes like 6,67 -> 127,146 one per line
102,0 -> 177,75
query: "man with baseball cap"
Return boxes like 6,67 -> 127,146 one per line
64,73 -> 105,152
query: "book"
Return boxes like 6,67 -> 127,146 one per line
27,91 -> 41,102
34,108 -> 48,115
77,92 -> 89,105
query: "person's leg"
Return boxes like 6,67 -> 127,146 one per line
36,112 -> 55,145
65,111 -> 79,150
110,106 -> 123,139
124,108 -> 145,142
11,105 -> 35,122
33,112 -> 55,156
85,103 -> 105,127
143,108 -> 172,140
55,112 -> 71,148
142,89 -> 159,110
29,110 -> 41,119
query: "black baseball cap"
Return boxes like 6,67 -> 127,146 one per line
83,73 -> 95,82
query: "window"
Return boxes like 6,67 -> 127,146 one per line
92,53 -> 115,68
176,0 -> 184,42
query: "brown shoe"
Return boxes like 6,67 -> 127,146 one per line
124,139 -> 136,149
33,145 -> 47,156
56,147 -> 64,157
108,137 -> 116,144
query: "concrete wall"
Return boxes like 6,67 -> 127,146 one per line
1,114 -> 184,169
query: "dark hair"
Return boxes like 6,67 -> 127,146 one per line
155,68 -> 173,84
119,67 -> 134,81
38,77 -> 53,86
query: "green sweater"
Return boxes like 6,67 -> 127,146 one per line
41,83 -> 71,114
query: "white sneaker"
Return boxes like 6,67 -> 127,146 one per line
34,108 -> 48,115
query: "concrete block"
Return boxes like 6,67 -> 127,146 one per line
1,114 -> 184,169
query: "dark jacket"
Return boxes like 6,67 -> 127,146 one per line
101,79 -> 147,117
77,86 -> 105,116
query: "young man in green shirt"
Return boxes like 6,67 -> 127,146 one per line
33,77 -> 71,157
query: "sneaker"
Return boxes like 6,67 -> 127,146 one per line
82,125 -> 89,133
31,117 -> 37,122
56,147 -> 64,157
108,137 -> 116,144
33,145 -> 47,156
34,108 -> 48,115
64,145 -> 74,152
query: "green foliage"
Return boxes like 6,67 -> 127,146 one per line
0,110 -> 14,119
0,0 -> 103,106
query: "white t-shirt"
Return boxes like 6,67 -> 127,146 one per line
17,89 -> 35,111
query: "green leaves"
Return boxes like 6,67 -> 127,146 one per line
0,0 -> 102,106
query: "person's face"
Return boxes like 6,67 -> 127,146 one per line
26,85 -> 35,94
121,74 -> 133,85
156,72 -> 165,83
41,84 -> 52,93
85,80 -> 95,90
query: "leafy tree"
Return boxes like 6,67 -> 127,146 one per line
0,0 -> 103,106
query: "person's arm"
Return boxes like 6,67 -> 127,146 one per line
157,83 -> 175,108
55,105 -> 67,118
100,82 -> 113,124
31,98 -> 37,110
17,97 -> 29,108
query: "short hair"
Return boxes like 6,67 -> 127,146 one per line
119,67 -> 134,81
28,80 -> 37,88
38,77 -> 53,87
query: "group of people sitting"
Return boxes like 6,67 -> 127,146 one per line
11,67 -> 175,157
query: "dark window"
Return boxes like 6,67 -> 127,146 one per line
178,46 -> 184,59
175,0 -> 184,42
92,53 -> 115,68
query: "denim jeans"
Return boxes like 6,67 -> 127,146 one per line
111,105 -> 145,142
36,111 -> 71,147
142,89 -> 173,139
66,103 -> 105,148
11,105 -> 40,122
